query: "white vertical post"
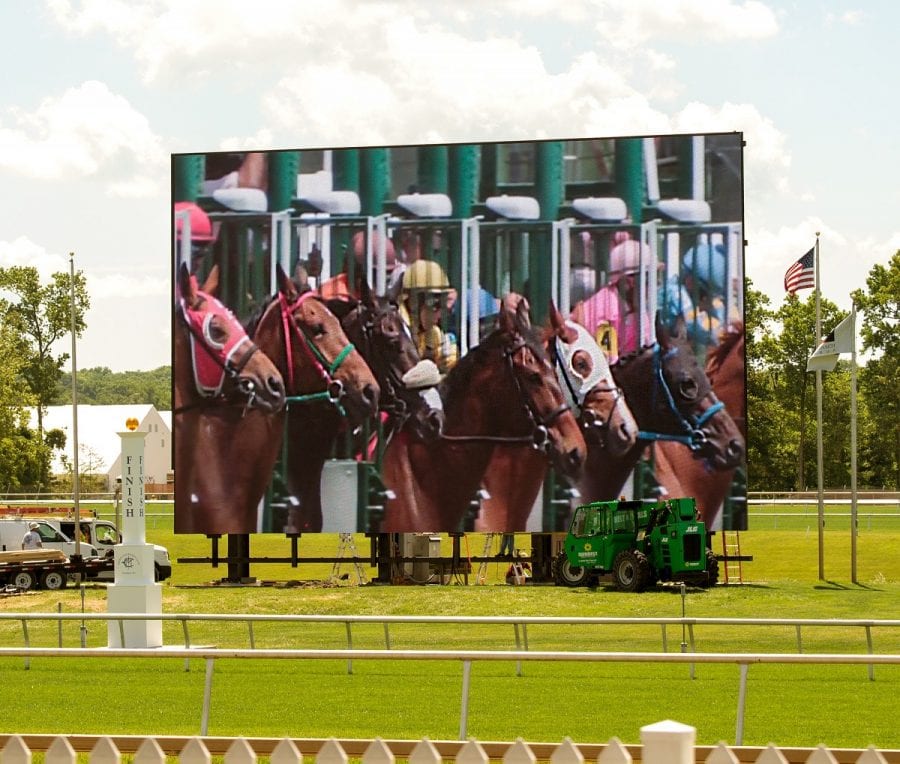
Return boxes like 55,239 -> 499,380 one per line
736,663 -> 750,745
120,430 -> 147,545
640,720 -> 694,764
108,426 -> 162,648
459,660 -> 472,740
850,302 -> 858,584
69,253 -> 82,559
814,233 -> 825,580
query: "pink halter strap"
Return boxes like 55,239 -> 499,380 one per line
278,290 -> 328,394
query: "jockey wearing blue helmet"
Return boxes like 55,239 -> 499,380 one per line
660,241 -> 729,346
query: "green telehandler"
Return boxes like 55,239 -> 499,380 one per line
554,497 -> 718,591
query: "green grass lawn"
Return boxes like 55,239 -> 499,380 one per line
0,502 -> 898,749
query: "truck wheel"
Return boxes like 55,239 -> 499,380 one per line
154,564 -> 161,582
700,550 -> 719,588
13,571 -> 36,590
613,550 -> 650,592
40,570 -> 67,590
554,552 -> 591,587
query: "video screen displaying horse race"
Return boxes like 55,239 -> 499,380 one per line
172,134 -> 746,536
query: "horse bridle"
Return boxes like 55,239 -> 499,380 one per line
636,343 -> 725,451
278,291 -> 355,414
175,295 -> 264,413
441,335 -> 570,451
550,337 -> 626,444
351,301 -> 413,423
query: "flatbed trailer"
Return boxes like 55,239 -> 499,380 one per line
0,550 -> 114,591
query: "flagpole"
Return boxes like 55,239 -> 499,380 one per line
850,301 -> 858,583
814,233 -> 824,580
70,252 -> 81,560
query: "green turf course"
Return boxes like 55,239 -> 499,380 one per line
0,502 -> 897,749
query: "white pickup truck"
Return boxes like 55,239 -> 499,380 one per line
0,518 -> 100,559
49,518 -> 173,582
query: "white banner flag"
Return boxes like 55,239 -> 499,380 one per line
807,312 -> 854,372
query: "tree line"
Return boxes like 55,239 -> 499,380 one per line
746,251 -> 899,491
1,253 -> 897,492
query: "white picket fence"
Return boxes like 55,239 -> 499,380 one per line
1,720 -> 894,764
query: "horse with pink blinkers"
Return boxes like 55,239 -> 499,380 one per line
174,263 -> 286,534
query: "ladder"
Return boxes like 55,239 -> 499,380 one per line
330,534 -> 367,586
507,558 -> 529,585
475,533 -> 497,584
721,531 -> 744,584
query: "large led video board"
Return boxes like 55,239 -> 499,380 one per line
172,134 -> 746,535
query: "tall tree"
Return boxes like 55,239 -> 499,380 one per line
0,265 -> 90,443
755,292 -> 843,490
0,323 -> 46,490
852,251 -> 900,489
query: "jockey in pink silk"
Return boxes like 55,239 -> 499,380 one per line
570,232 -> 650,363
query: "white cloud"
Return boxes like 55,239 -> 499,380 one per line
78,291 -> 170,371
674,101 -> 791,199
590,0 -> 779,48
45,0 -> 779,87
0,81 -> 165,196
86,271 -> 169,300
0,236 -> 70,277
825,9 -> 865,26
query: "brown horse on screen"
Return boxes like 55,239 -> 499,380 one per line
654,324 -> 746,528
280,277 -> 445,532
244,266 -> 382,532
576,316 -> 745,503
173,263 -> 286,534
381,297 -> 587,532
478,299 -> 638,531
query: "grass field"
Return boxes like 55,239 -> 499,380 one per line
0,502 -> 898,749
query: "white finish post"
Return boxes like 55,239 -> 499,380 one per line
640,720 -> 695,764
107,428 -> 163,648
850,302 -> 858,584
459,659 -> 473,740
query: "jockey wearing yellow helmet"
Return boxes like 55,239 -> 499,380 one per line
398,259 -> 458,374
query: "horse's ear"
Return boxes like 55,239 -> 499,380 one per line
200,264 -> 219,296
549,299 -> 564,330
278,263 -> 299,300
549,299 -> 577,344
514,295 -> 532,332
358,271 -> 376,309
655,312 -> 668,348
498,292 -> 519,334
293,263 -> 310,293
656,312 -> 686,350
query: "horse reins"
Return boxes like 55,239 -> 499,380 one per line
635,343 -> 725,451
173,300 -> 263,415
278,290 -> 355,415
440,337 -> 570,451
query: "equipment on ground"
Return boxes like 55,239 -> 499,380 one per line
0,549 -> 114,591
554,497 -> 717,591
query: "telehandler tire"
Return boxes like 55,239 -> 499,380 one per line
613,550 -> 650,592
554,552 -> 591,587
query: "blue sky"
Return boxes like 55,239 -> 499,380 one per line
1,1 -> 896,371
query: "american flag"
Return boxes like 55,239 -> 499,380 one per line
784,247 -> 815,294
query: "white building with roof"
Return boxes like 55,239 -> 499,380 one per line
30,405 -> 172,490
